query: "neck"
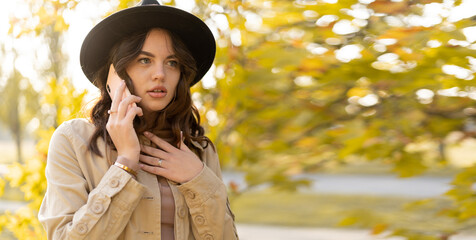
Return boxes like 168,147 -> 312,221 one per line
142,110 -> 160,127
139,112 -> 175,145
139,110 -> 172,135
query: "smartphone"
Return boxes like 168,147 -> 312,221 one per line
106,64 -> 132,100
106,64 -> 137,108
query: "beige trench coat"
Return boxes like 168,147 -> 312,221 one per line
38,119 -> 238,240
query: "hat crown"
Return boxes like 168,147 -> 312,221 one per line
81,0 -> 215,87
140,0 -> 160,6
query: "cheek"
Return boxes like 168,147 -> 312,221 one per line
168,71 -> 180,87
171,77 -> 181,94
127,69 -> 143,92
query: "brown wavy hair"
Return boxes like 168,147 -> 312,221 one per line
88,28 -> 211,159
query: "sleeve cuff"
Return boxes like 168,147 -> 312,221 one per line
97,165 -> 145,198
177,165 -> 225,206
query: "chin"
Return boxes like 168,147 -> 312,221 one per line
149,105 -> 169,112
139,105 -> 166,116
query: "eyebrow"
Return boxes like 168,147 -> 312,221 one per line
139,50 -> 177,59
139,51 -> 155,57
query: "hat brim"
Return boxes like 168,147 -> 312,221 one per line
80,5 -> 216,87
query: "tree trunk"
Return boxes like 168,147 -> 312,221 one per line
15,131 -> 22,164
12,93 -> 22,164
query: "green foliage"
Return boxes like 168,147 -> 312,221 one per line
0,157 -> 47,240
231,190 -> 472,236
0,78 -> 86,239
189,0 -> 476,237
0,82 -> 84,240
195,0 -> 476,165
0,0 -> 87,239
0,178 -> 5,198
445,166 -> 476,220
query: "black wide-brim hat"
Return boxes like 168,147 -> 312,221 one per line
80,0 -> 216,87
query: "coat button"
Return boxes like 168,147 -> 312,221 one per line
187,191 -> 195,199
76,223 -> 88,235
92,203 -> 104,214
178,207 -> 187,218
204,233 -> 214,240
109,178 -> 120,188
195,215 -> 205,225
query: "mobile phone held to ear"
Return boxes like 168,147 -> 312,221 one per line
106,64 -> 133,100
106,64 -> 138,111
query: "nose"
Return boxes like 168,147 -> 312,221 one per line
152,63 -> 165,81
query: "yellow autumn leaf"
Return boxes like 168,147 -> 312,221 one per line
54,15 -> 69,32
369,0 -> 409,14
119,0 -> 136,9
338,216 -> 359,226
378,27 -> 427,41
296,137 -> 319,148
371,223 -> 388,235
0,178 -> 5,197
37,7 -> 54,26
347,87 -> 371,98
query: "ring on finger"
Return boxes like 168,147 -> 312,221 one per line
157,158 -> 163,167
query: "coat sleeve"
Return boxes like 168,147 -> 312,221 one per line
38,121 -> 146,240
177,144 -> 239,240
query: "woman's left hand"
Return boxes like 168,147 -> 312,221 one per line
139,131 -> 204,183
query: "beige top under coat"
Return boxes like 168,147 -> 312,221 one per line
38,118 -> 238,240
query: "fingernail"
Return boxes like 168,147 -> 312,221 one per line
139,164 -> 144,168
144,131 -> 150,136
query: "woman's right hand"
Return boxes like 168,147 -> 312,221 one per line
106,79 -> 143,168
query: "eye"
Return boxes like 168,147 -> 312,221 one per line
139,58 -> 151,64
167,60 -> 179,68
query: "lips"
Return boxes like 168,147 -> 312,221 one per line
147,86 -> 167,98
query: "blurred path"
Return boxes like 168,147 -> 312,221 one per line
299,174 -> 452,198
236,224 -> 475,240
223,172 -> 453,198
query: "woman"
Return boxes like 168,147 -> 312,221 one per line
38,1 -> 238,239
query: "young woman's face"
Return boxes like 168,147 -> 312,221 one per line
126,28 -> 180,115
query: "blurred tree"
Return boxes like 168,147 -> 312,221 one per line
191,0 -> 476,182
0,79 -> 86,239
188,0 -> 476,238
0,50 -> 40,164
0,0 -> 85,239
0,0 -> 79,162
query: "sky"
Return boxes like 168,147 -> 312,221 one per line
0,0 -> 475,102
